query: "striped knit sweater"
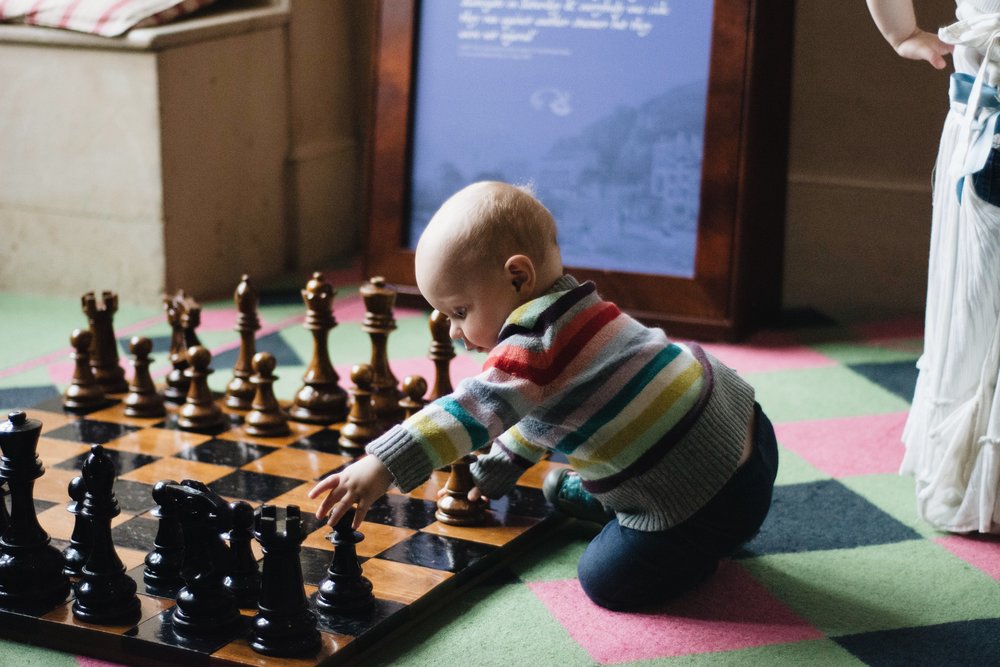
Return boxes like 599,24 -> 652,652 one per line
367,275 -> 757,531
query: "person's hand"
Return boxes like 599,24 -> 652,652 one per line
894,29 -> 953,69
307,454 -> 394,529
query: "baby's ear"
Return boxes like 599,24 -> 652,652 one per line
505,254 -> 535,292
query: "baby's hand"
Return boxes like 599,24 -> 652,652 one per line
307,454 -> 394,529
895,30 -> 953,69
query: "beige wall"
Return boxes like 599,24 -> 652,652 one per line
783,0 -> 956,318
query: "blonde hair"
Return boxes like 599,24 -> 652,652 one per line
436,181 -> 560,271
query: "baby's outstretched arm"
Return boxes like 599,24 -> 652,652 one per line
867,0 -> 953,69
308,454 -> 394,529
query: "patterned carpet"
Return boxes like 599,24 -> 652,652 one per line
1,280 -> 998,666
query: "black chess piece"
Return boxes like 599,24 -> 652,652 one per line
165,480 -> 241,638
244,352 -> 290,437
0,411 -> 70,611
250,505 -> 321,657
82,290 -> 129,395
64,328 -> 107,413
143,479 -> 185,597
224,500 -> 260,608
225,275 -> 260,411
315,508 -> 374,615
62,475 -> 91,577
72,445 -> 141,625
338,364 -> 380,456
0,481 -> 9,535
177,345 -> 224,431
435,454 -> 487,526
289,272 -> 348,424
124,336 -> 166,418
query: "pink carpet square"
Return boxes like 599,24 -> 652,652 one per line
698,342 -> 836,374
935,534 -> 1000,581
528,562 -> 821,664
773,412 -> 907,477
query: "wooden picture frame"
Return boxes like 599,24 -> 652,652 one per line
364,1 -> 794,341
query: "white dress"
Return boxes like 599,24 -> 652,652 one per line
901,5 -> 1000,534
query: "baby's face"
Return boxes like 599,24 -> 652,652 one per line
416,258 -> 520,353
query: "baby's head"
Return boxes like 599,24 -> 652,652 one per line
415,181 -> 563,352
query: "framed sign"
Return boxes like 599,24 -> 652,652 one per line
365,0 -> 794,341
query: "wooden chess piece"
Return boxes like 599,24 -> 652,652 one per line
64,328 -> 107,413
428,309 -> 456,400
0,411 -> 71,610
177,345 -> 224,432
163,291 -> 201,404
143,479 -> 184,598
338,364 -> 380,456
289,272 -> 348,424
225,275 -> 260,411
399,375 -> 427,420
124,336 -> 166,418
435,454 -> 487,526
72,445 -> 142,625
82,290 -> 129,394
224,500 -> 260,608
245,352 -> 290,437
250,505 -> 321,657
361,276 -> 403,424
315,507 -> 374,615
62,475 -> 91,577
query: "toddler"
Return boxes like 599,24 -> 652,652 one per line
309,181 -> 778,610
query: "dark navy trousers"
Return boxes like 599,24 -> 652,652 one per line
577,403 -> 779,611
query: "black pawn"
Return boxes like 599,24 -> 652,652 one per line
72,445 -> 141,625
0,411 -> 70,611
250,505 -> 320,657
315,508 -> 374,615
224,500 -> 260,608
124,336 -> 165,418
64,329 -> 107,412
244,352 -> 290,437
62,476 -> 91,577
0,481 -> 10,537
143,480 -> 184,597
177,345 -> 224,431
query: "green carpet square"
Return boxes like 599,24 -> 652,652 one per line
743,541 -> 1000,636
773,444 -> 829,486
810,340 -> 921,366
748,366 -> 911,423
514,519 -> 601,582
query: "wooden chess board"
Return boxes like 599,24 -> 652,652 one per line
0,396 -> 567,666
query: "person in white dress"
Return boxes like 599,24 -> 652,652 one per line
867,0 -> 1000,534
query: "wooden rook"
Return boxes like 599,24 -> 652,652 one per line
361,276 -> 403,424
72,445 -> 142,626
315,507 -> 374,615
251,505 -> 321,657
0,411 -> 71,611
124,336 -> 165,418
436,454 -> 487,526
245,352 -> 289,437
82,290 -> 128,394
290,272 -> 348,424
339,364 -> 379,456
225,275 -> 261,411
64,328 -> 107,413
177,345 -> 224,432
399,375 -> 428,420
428,309 -> 456,400
163,291 -> 202,404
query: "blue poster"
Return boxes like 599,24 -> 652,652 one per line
408,0 -> 715,278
